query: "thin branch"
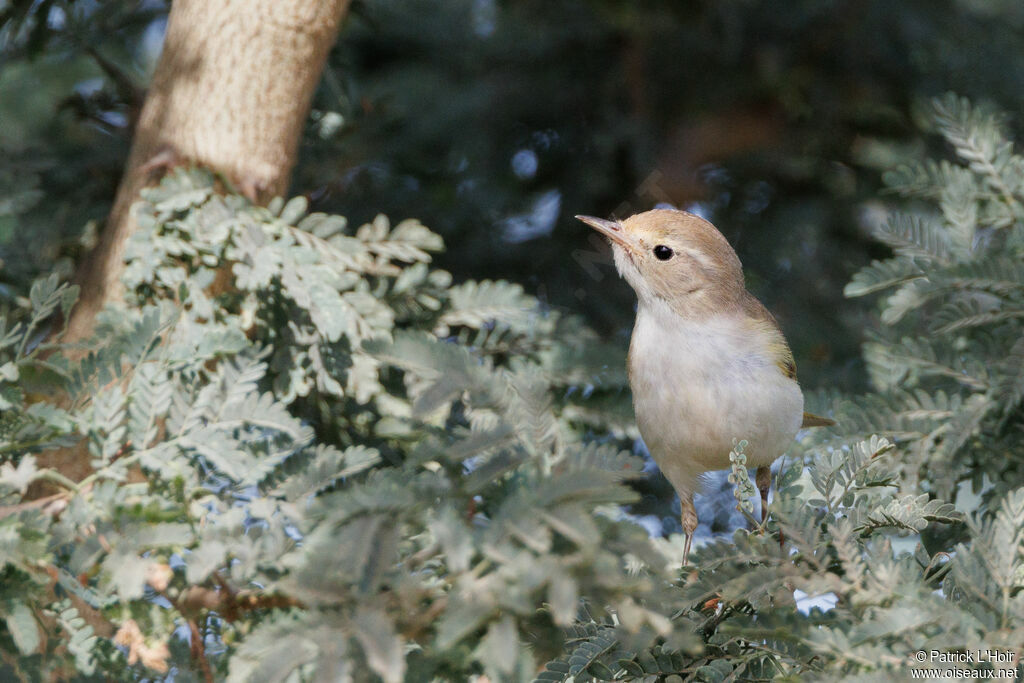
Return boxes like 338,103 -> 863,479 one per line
186,618 -> 215,683
0,492 -> 68,519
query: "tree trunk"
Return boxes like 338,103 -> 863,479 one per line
66,0 -> 350,342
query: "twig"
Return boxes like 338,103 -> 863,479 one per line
186,618 -> 215,683
36,469 -> 81,493
178,583 -> 305,622
0,492 -> 68,519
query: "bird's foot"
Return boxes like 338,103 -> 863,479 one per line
681,496 -> 698,566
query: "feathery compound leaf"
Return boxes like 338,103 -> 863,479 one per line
829,518 -> 865,587
273,444 -> 381,500
353,607 -> 406,683
228,612 -> 348,683
930,94 -> 1023,204
566,629 -> 618,676
863,336 -> 986,391
127,361 -> 173,448
211,354 -> 267,417
935,256 -> 1024,295
52,602 -> 97,675
27,273 -> 70,330
994,335 -> 1024,421
554,442 -> 644,479
947,488 -> 1024,626
883,159 -> 980,200
844,258 -> 923,297
857,494 -> 962,533
929,296 -> 1024,334
534,658 -> 573,682
809,435 -> 894,508
366,330 -> 491,416
356,214 -> 443,263
436,279 -> 537,334
0,456 -> 39,493
872,214 -> 952,263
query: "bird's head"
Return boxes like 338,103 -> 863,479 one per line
576,209 -> 744,315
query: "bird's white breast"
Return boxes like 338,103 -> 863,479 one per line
628,300 -> 803,497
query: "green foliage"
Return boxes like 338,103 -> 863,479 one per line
0,168 -> 647,680
842,94 -> 1024,504
1,96 -> 1023,681
726,440 -> 755,515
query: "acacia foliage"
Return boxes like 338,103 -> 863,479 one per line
1,166 -> 651,680
845,94 -> 1024,506
0,95 -> 1022,681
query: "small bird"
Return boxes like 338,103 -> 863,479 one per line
576,209 -> 833,564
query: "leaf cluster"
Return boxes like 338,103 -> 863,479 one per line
837,93 -> 1024,505
0,168 -> 649,680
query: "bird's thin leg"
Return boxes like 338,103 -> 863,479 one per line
755,465 -> 786,548
756,466 -> 771,526
681,494 -> 698,566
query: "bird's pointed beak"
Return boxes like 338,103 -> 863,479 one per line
575,215 -> 634,251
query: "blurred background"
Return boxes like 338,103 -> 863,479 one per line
3,0 -> 1024,531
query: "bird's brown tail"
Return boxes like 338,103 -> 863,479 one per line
801,411 -> 836,428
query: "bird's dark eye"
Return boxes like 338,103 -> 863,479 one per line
653,245 -> 673,261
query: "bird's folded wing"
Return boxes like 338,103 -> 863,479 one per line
802,411 -> 836,428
